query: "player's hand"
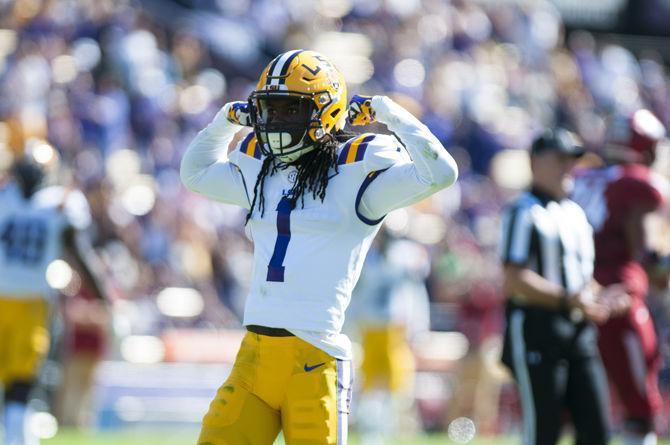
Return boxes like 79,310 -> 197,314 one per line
226,101 -> 252,126
580,299 -> 610,324
570,291 -> 610,324
598,283 -> 632,317
347,95 -> 376,126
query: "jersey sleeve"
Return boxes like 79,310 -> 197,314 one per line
180,105 -> 254,209
229,132 -> 263,163
335,133 -> 407,170
355,135 -> 456,222
354,96 -> 458,223
346,133 -> 410,171
337,133 -> 408,225
499,201 -> 534,266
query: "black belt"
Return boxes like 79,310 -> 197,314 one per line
246,325 -> 295,337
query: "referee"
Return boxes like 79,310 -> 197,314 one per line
499,129 -> 611,445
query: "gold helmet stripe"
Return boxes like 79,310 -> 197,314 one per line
267,49 -> 303,87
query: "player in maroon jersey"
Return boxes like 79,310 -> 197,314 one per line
572,109 -> 669,445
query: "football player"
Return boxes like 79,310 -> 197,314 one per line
180,49 -> 458,444
572,109 -> 669,445
347,228 -> 430,445
0,154 -> 106,445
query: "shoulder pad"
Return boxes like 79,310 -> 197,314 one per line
337,133 -> 406,169
236,132 -> 262,160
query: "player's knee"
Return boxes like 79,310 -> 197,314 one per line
4,381 -> 35,404
624,417 -> 654,434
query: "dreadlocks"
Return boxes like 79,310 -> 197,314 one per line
245,130 -> 355,224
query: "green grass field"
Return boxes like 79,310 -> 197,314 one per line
40,431 -> 520,445
42,429 -> 670,445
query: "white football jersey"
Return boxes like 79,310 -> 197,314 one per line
181,96 -> 458,359
229,132 -> 408,358
0,183 -> 91,297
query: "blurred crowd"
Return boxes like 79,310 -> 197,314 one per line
1,0 -> 670,433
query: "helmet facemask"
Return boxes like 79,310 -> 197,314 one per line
249,92 -> 323,163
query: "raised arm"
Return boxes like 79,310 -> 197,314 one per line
351,96 -> 459,219
180,102 -> 253,208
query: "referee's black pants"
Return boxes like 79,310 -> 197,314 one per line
504,312 -> 610,445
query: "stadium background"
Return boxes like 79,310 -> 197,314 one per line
1,0 -> 670,443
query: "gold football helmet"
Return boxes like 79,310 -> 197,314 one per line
248,50 -> 347,162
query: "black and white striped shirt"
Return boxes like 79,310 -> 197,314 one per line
499,188 -> 605,445
499,187 -> 594,300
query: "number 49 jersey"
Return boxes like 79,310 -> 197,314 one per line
231,132 -> 410,359
0,183 -> 91,298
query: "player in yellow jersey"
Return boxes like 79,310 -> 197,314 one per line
181,50 -> 458,444
0,155 -> 107,445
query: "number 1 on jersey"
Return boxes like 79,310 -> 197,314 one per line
267,197 -> 293,282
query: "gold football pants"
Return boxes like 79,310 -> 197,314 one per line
0,296 -> 50,385
360,325 -> 414,392
198,330 -> 353,445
